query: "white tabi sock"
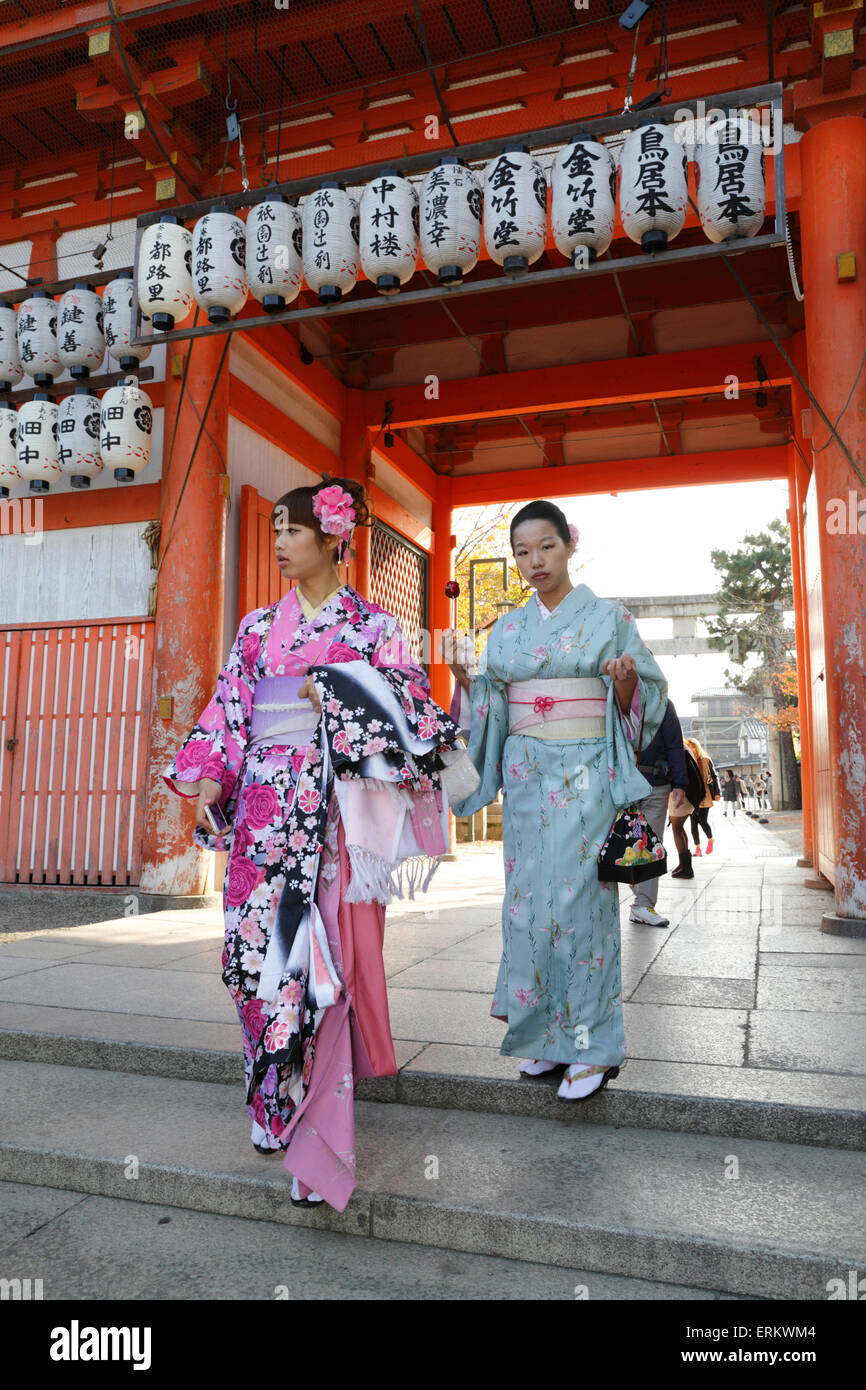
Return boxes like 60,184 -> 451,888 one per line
557,1065 -> 607,1100
291,1174 -> 324,1203
518,1058 -> 560,1075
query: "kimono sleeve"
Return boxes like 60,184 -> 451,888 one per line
602,601 -> 669,809
162,611 -> 260,848
447,624 -> 509,819
367,611 -> 462,749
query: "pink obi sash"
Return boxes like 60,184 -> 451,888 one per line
507,677 -> 607,737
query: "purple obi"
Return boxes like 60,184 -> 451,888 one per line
250,675 -> 320,749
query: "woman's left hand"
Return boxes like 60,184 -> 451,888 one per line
298,675 -> 322,713
602,652 -> 636,683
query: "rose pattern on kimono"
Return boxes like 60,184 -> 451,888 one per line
163,584 -> 462,1143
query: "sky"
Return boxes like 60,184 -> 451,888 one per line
455,478 -> 794,719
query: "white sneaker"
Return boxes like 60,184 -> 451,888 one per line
518,1058 -> 560,1075
629,904 -> 670,927
557,1065 -> 617,1100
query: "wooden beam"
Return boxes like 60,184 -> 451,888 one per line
228,375 -> 342,476
235,320 -> 346,422
0,481 -> 161,531
369,429 -> 437,502
451,446 -> 789,505
368,482 -> 432,550
364,342 -> 793,429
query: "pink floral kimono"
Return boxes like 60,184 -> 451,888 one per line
163,584 -> 461,1210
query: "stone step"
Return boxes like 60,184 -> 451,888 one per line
0,1180 -> 744,1301
1,1059 -> 862,1299
1,1026 -> 862,1152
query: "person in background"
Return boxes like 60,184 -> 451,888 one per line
736,772 -> 747,810
628,697 -> 689,927
685,735 -> 719,857
722,768 -> 739,817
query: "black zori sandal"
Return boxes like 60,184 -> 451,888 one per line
253,1142 -> 280,1156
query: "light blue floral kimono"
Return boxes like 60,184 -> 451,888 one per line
450,583 -> 668,1068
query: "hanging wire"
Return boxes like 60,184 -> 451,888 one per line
104,0 -> 203,202
251,0 -> 270,184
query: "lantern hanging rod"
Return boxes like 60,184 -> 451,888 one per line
0,266 -> 134,309
128,231 -> 787,348
135,81 -> 784,227
0,362 -> 155,405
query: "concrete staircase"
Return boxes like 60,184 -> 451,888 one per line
1,1027 -> 863,1300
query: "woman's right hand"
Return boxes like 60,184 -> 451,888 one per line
441,629 -> 471,690
195,777 -> 224,832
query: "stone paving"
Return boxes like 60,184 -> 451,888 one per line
0,806 -> 864,1114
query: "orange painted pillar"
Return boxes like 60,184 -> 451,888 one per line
798,113 -> 866,924
430,473 -> 454,714
787,339 -> 817,867
786,444 -> 814,864
139,332 -> 230,896
342,389 -> 371,598
430,474 -> 459,854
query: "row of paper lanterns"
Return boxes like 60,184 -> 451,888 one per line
0,378 -> 151,495
132,111 -> 766,326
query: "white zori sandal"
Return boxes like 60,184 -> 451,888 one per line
291,1174 -> 324,1206
557,1064 -> 620,1101
518,1058 -> 560,1076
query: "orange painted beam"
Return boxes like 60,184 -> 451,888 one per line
228,375 -> 341,477
368,482 -> 431,551
235,322 -> 345,422
366,343 -> 793,430
451,445 -> 789,506
370,431 -> 437,502
0,481 -> 162,532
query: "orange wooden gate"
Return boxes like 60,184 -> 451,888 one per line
0,618 -> 154,886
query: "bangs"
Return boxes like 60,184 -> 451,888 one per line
271,487 -> 318,531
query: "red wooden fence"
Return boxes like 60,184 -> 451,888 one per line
0,617 -> 154,886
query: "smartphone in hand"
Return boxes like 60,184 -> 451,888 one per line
204,801 -> 231,835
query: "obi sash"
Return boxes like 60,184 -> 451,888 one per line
507,677 -> 607,739
249,675 -> 319,749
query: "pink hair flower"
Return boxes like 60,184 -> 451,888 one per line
568,523 -> 580,544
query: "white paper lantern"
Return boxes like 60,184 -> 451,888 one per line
57,282 -> 105,379
618,120 -> 689,252
0,401 -> 19,497
246,192 -> 303,312
58,386 -> 103,490
17,291 -> 62,384
552,132 -> 616,265
483,144 -> 547,277
138,215 -> 193,331
16,392 -> 60,492
696,112 -> 766,243
100,375 -> 152,481
359,168 -> 419,295
302,180 -> 359,303
0,304 -> 23,390
103,272 -> 152,369
420,155 -> 483,285
192,202 -> 248,323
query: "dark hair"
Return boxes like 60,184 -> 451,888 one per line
509,499 -> 571,550
270,474 -> 371,546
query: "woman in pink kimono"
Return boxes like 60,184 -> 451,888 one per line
164,476 -> 462,1211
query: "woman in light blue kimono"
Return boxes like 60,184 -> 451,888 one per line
443,500 -> 668,1100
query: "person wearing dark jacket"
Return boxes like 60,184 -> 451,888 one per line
722,768 -> 739,816
628,697 -> 689,926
